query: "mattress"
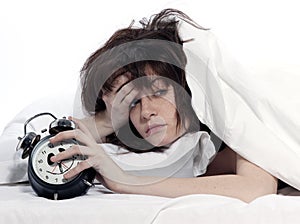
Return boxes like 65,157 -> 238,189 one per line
1,183 -> 300,224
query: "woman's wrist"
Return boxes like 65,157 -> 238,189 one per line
80,113 -> 114,142
103,173 -> 138,194
95,111 -> 115,139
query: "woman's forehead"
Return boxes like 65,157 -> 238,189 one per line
110,64 -> 172,92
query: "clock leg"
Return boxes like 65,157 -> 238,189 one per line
54,193 -> 58,200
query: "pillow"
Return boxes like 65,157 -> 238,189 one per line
179,20 -> 300,189
102,131 -> 216,179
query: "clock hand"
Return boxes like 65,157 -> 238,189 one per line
51,164 -> 58,173
58,162 -> 64,173
61,162 -> 69,169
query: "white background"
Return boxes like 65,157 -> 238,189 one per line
0,0 -> 299,133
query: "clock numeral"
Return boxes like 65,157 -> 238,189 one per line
55,178 -> 58,183
58,147 -> 65,153
39,168 -> 43,172
38,159 -> 43,164
45,175 -> 49,180
41,150 -> 47,155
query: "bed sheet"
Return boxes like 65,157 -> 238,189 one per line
1,183 -> 300,224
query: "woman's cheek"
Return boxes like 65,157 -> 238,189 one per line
129,111 -> 143,135
129,112 -> 136,128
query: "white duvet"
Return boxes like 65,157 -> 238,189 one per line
179,21 -> 300,190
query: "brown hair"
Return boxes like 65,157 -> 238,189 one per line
80,8 -> 209,152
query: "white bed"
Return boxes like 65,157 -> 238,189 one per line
1,183 -> 300,224
1,1 -> 300,223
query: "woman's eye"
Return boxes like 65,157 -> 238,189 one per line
153,89 -> 167,97
129,98 -> 141,108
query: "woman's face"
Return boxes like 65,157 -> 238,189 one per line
102,66 -> 188,148
129,76 -> 187,147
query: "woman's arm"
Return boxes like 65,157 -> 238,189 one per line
50,119 -> 277,203
80,113 -> 114,142
108,148 -> 278,203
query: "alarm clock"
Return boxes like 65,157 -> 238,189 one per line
16,112 -> 96,200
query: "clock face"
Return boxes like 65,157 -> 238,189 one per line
31,137 -> 85,185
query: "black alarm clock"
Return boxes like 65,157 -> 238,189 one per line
16,112 -> 96,200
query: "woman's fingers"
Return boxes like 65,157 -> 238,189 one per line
116,81 -> 136,103
49,116 -> 97,147
50,144 -> 94,179
50,129 -> 96,148
110,83 -> 139,129
115,82 -> 139,106
51,144 -> 85,162
64,160 -> 92,179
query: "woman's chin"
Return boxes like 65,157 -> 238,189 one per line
146,136 -> 173,147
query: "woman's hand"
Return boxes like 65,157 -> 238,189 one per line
101,79 -> 138,132
49,116 -> 159,192
78,80 -> 139,143
49,117 -> 126,184
50,116 -> 100,179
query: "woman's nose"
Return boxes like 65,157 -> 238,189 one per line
140,97 -> 157,120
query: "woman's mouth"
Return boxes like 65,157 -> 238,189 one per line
145,124 -> 166,137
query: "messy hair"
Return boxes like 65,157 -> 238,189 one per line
80,8 -> 209,152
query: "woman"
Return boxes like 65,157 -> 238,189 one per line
50,9 -> 277,202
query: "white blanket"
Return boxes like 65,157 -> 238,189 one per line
179,21 -> 300,189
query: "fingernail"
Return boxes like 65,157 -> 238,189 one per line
50,155 -> 56,162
